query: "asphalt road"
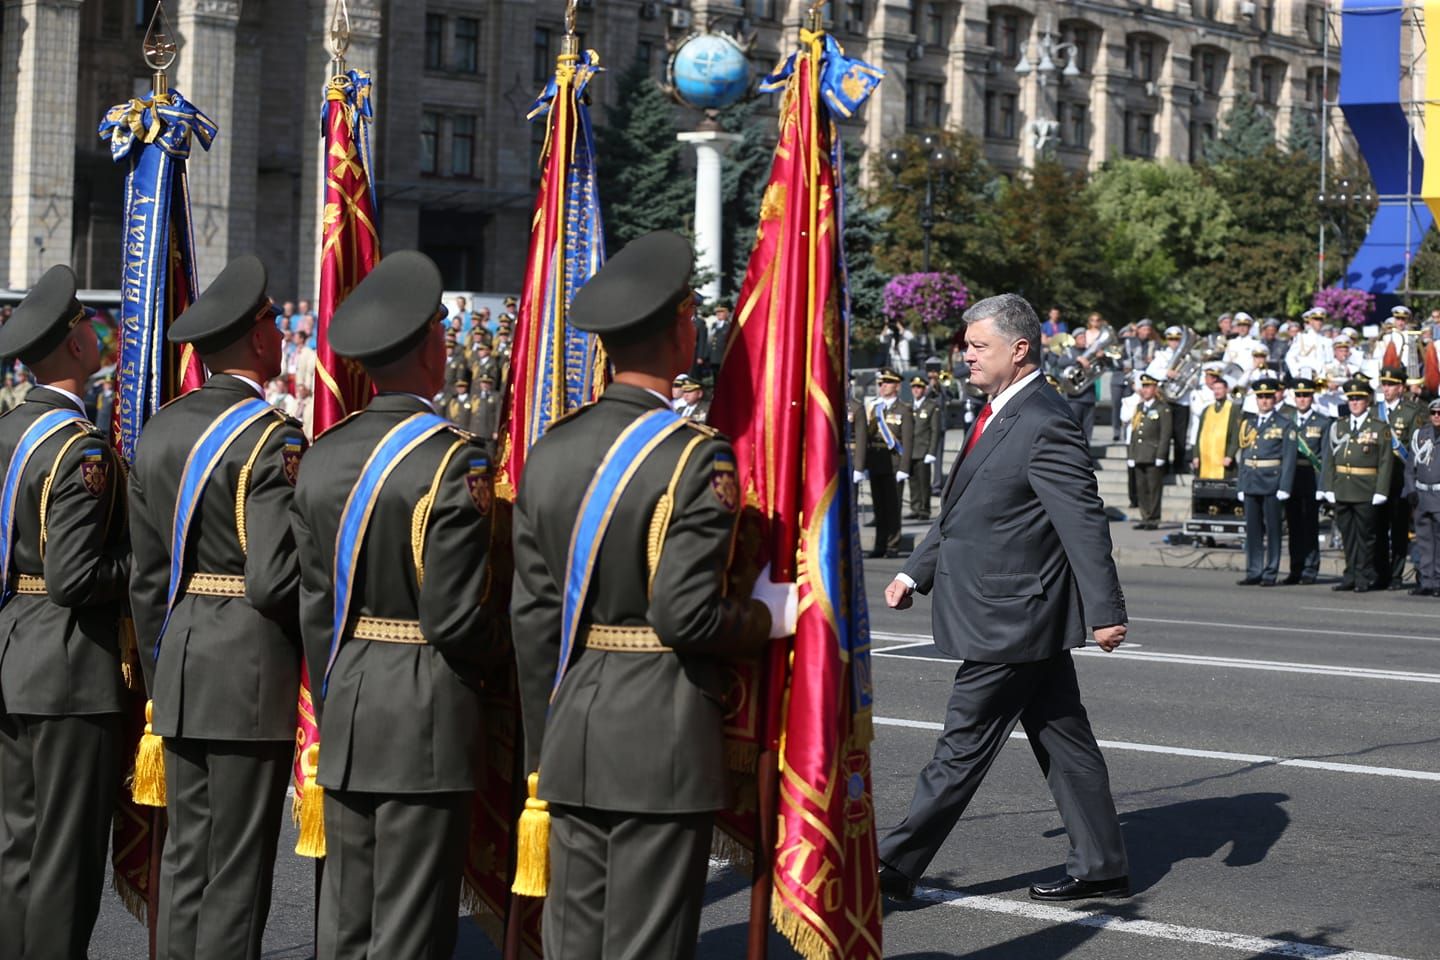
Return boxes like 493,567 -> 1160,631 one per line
90,562 -> 1440,959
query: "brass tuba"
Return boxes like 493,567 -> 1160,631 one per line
1404,329 -> 1423,384
1159,327 -> 1201,403
1057,325 -> 1118,397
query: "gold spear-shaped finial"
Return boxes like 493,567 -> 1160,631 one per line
143,1 -> 178,98
328,0 -> 353,73
562,0 -> 580,57
804,0 -> 824,32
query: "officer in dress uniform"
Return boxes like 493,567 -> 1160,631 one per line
866,369 -> 914,557
849,389 -> 868,493
510,231 -> 794,960
1376,366 -> 1426,588
127,256 -> 306,960
1322,378 -> 1393,592
1126,373 -> 1171,530
674,375 -> 710,423
468,336 -> 501,393
1404,399 -> 1440,595
442,331 -> 469,401
0,266 -> 128,960
907,376 -> 941,520
1236,378 -> 1297,586
290,251 -> 497,959
1285,378 -> 1331,584
445,378 -> 477,433
470,372 -> 502,444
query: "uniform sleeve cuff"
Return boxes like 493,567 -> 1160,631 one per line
895,572 -> 917,590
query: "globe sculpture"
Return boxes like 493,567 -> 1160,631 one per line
670,33 -> 752,111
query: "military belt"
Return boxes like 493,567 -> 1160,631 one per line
12,573 -> 45,595
582,624 -> 673,654
1417,481 -> 1440,492
1247,458 -> 1282,468
1336,465 -> 1378,476
353,616 -> 426,645
185,573 -> 247,597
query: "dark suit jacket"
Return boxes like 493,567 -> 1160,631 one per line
902,375 -> 1127,663
291,393 -> 497,794
511,384 -> 769,814
128,375 -> 305,741
0,388 -> 128,717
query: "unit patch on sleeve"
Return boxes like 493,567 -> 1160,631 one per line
466,457 -> 492,516
710,452 -> 738,513
79,447 -> 108,497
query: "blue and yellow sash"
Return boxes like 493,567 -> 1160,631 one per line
871,400 -> 902,456
0,409 -> 87,607
1377,402 -> 1410,462
323,412 -> 451,695
155,398 -> 276,652
551,407 -> 688,703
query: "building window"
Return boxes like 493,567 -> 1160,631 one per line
454,17 -> 480,73
906,80 -> 920,127
452,115 -> 476,177
1192,49 -> 1223,95
420,112 -> 440,175
844,0 -> 865,30
534,27 -> 555,83
1305,3 -> 1326,44
1305,66 -> 1335,104
1125,36 -> 1158,82
1058,101 -> 1089,149
1188,119 -> 1216,162
1257,1 -> 1275,32
1193,0 -> 1218,19
135,0 -> 147,27
425,14 -> 444,71
987,11 -> 1022,61
1061,24 -> 1095,73
636,39 -> 654,73
984,90 -> 1018,140
926,81 -> 944,127
924,3 -> 944,45
747,0 -> 778,19
1251,59 -> 1285,106
1123,110 -> 1154,157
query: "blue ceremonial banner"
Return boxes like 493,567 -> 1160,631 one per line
0,409 -> 86,608
98,89 -> 217,463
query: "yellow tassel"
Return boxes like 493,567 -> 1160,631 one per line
294,744 -> 326,858
130,700 -> 166,807
510,772 -> 550,897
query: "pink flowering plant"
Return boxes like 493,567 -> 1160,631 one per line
882,273 -> 970,331
1313,287 -> 1375,328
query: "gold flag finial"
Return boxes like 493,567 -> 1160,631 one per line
328,0 -> 353,72
142,2 -> 178,98
561,0 -> 580,57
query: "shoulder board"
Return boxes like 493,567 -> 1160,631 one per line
680,418 -> 722,439
316,408 -> 367,437
444,423 -> 479,443
543,401 -> 598,432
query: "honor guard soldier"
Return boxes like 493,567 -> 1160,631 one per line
444,378 -> 477,432
1285,378 -> 1331,584
127,256 -> 306,960
1377,366 -> 1425,587
866,368 -> 914,557
291,252 -> 497,959
1235,378 -> 1297,586
470,372 -> 502,444
468,335 -> 501,393
674,374 -> 710,422
1126,373 -> 1172,529
1322,378 -> 1394,592
442,330 -> 468,400
510,231 -> 794,960
907,376 -> 941,520
848,389 -> 868,491
0,267 -> 129,960
1404,399 -> 1440,595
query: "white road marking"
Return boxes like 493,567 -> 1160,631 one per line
1129,616 -> 1433,643
870,639 -> 935,653
912,887 -> 1417,960
873,717 -> 1440,782
872,631 -> 1144,650
1306,605 -> 1440,621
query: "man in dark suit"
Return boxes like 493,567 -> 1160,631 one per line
0,266 -> 129,960
878,293 -> 1130,904
290,251 -> 499,959
128,256 -> 306,960
1285,378 -> 1330,584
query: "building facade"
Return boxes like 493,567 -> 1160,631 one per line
0,0 -> 1344,298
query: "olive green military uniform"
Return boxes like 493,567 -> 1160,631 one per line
0,389 -> 128,960
128,374 -> 306,960
848,396 -> 868,486
1377,396 -> 1425,586
908,394 -> 942,520
445,390 -> 478,433
512,384 -> 771,959
865,397 -> 914,557
1127,396 -> 1172,527
470,387 -> 502,443
469,352 -> 500,392
1287,404 -> 1331,583
443,349 -> 470,400
1322,411 -> 1393,591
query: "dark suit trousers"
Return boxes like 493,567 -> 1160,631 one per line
879,654 -> 1127,884
1133,464 -> 1164,524
1415,507 -> 1440,589
907,458 -> 932,518
1374,468 -> 1411,586
544,806 -> 712,960
865,447 -> 901,554
1169,403 -> 1189,473
1244,493 -> 1284,582
157,738 -> 291,960
1334,501 -> 1379,589
0,714 -> 120,960
317,790 -> 470,960
1286,468 -> 1321,579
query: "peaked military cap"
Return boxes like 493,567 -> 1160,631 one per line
1392,305 -> 1413,319
1251,377 -> 1280,396
168,255 -> 277,352
1233,311 -> 1254,325
673,373 -> 700,390
1138,372 -> 1160,386
1379,366 -> 1407,385
1291,377 -> 1317,395
876,368 -> 902,384
1252,346 -> 1269,355
477,371 -> 496,384
0,264 -> 94,364
1302,307 -> 1326,321
1342,378 -> 1373,399
329,250 -> 447,365
1429,398 -> 1440,412
1164,325 -> 1183,339
1262,318 -> 1280,330
1135,318 -> 1154,330
569,231 -> 694,343
910,376 -> 927,387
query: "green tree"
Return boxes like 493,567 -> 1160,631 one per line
594,61 -> 692,251
1286,109 -> 1322,163
717,97 -> 775,303
839,142 -> 892,349
1204,93 -> 1277,164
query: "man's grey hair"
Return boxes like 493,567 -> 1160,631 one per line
962,293 -> 1041,365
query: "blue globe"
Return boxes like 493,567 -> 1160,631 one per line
671,34 -> 752,110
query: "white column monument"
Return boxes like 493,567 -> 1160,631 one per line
677,128 -> 741,304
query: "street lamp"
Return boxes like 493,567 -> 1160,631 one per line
1014,15 -> 1079,154
885,132 -> 951,272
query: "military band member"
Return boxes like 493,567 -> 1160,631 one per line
907,376 -> 941,520
1322,379 -> 1393,592
471,372 -> 502,444
1376,366 -> 1425,588
1146,326 -> 1190,472
1404,399 -> 1440,596
674,374 -> 710,423
0,266 -> 128,960
1191,370 -> 1242,480
866,369 -> 914,558
291,251 -> 497,959
1286,307 -> 1333,380
1222,312 -> 1263,373
1285,378 -> 1331,584
127,256 -> 305,960
1236,378 -> 1297,586
510,231 -> 794,960
1126,373 -> 1171,530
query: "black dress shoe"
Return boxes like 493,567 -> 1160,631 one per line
1029,875 -> 1130,902
1237,577 -> 1261,586
1388,581 -> 1409,591
1331,582 -> 1354,592
1259,579 -> 1278,587
1282,574 -> 1302,585
1354,584 -> 1377,593
1300,576 -> 1317,585
878,866 -> 916,901
1409,586 -> 1437,597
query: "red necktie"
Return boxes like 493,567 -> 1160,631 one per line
964,402 -> 993,458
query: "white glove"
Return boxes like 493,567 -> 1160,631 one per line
1126,459 -> 1136,468
1155,459 -> 1166,467
923,454 -> 936,465
1237,491 -> 1245,502
1372,493 -> 1388,506
1316,490 -> 1326,502
896,471 -> 910,482
751,563 -> 798,639
1324,491 -> 1336,504
1276,490 -> 1290,501
852,470 -> 864,484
